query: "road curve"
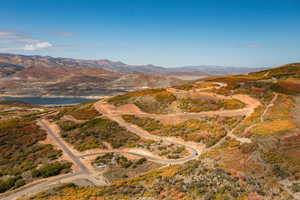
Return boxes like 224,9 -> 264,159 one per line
2,119 -> 198,200
1,120 -> 90,200
93,114 -> 200,164
1,172 -> 84,200
2,82 -> 256,200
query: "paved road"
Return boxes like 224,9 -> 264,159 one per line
1,172 -> 84,200
38,120 -> 89,173
2,119 -> 198,200
1,120 -> 90,200
2,81 -> 256,200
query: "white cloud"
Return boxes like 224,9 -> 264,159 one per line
0,30 -> 53,51
23,42 -> 52,51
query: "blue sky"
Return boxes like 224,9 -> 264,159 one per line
0,0 -> 299,67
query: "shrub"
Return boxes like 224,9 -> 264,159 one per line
59,120 -> 79,131
14,179 -> 26,188
135,158 -> 147,166
122,115 -> 162,132
53,102 -> 99,121
93,153 -> 114,165
32,162 -> 72,178
60,117 -> 140,151
0,118 -> 63,180
291,183 -> 300,193
0,176 -> 21,193
116,156 -> 132,168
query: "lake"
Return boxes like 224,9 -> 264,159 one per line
2,96 -> 97,105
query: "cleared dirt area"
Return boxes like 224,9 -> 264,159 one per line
93,82 -> 262,161
94,92 -> 261,125
3,81 -> 264,200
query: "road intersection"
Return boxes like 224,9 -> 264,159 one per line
2,82 -> 262,200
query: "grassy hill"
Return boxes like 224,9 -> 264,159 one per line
11,62 -> 300,199
0,106 -> 71,194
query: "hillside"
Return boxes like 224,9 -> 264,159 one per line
0,54 -> 270,98
0,62 -> 298,200
0,62 -> 25,77
0,102 -> 72,195
0,54 -> 185,97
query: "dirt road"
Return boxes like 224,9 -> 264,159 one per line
2,82 -> 262,200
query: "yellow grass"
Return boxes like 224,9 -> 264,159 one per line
160,165 -> 181,178
250,119 -> 296,136
278,78 -> 300,92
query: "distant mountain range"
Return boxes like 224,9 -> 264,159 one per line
0,53 -> 269,97
171,65 -> 268,75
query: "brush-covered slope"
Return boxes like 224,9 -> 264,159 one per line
21,62 -> 300,200
0,102 -> 72,194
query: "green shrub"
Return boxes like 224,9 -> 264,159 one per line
14,179 -> 26,188
116,156 -> 132,168
32,162 -> 72,178
60,117 -> 140,151
122,115 -> 162,132
59,121 -> 79,131
135,158 -> 147,166
0,176 -> 20,193
291,183 -> 300,193
0,118 -> 63,178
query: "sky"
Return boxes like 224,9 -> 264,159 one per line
0,0 -> 300,68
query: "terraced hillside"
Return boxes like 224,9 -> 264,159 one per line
2,63 -> 300,200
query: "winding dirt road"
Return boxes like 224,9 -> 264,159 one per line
2,82 -> 262,200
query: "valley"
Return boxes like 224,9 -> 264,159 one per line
0,63 -> 300,200
1,0 -> 299,199
0,54 -> 268,99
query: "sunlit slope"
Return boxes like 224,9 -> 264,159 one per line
15,63 -> 300,200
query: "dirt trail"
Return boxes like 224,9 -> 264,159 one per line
260,93 -> 278,122
2,82 -> 264,200
94,82 -> 261,145
242,93 -> 278,136
4,117 -> 197,200
63,115 -> 86,123
94,82 -> 262,154
39,119 -> 169,162
95,88 -> 261,125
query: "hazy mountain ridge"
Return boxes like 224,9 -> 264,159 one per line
0,53 -> 267,75
174,65 -> 268,75
0,54 -> 185,97
0,53 -> 270,97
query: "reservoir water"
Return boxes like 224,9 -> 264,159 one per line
2,96 -> 97,105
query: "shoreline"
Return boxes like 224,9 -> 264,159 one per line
0,94 -> 112,107
0,94 -> 111,99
